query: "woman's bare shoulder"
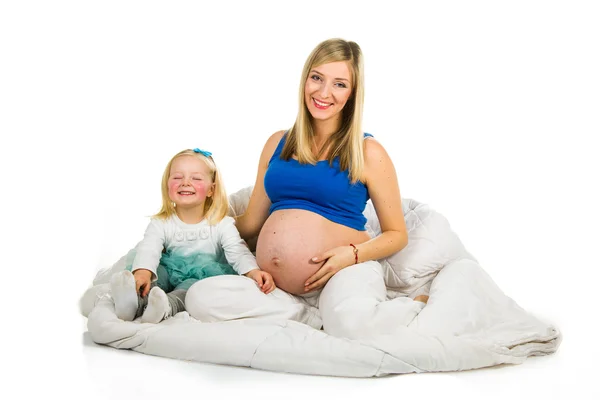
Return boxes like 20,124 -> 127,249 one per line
259,130 -> 287,165
266,130 -> 286,145
363,136 -> 391,164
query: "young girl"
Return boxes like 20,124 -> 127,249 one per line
110,148 -> 275,323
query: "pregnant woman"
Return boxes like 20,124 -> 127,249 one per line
185,38 -> 427,339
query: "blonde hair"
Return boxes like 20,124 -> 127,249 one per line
154,149 -> 229,225
281,38 -> 365,183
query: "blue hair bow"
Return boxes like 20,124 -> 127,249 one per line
193,148 -> 212,157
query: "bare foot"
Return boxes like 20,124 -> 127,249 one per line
414,295 -> 429,304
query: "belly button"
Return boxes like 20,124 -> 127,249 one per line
271,257 -> 281,266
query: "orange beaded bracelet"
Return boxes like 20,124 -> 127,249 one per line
349,244 -> 359,264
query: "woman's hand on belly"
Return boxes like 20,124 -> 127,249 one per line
256,209 -> 370,295
303,245 -> 357,292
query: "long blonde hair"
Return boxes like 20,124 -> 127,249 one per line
281,38 -> 365,183
154,149 -> 229,225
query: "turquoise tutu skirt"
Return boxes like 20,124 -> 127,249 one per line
125,248 -> 237,290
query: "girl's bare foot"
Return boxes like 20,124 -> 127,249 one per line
414,295 -> 429,304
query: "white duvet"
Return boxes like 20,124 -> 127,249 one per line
80,186 -> 561,377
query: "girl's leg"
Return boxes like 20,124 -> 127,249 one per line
141,278 -> 197,323
111,264 -> 174,321
319,260 -> 426,340
110,270 -> 139,321
184,275 -> 322,329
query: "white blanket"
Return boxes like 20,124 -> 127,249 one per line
80,187 -> 561,377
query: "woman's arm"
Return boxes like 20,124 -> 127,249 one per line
304,138 -> 408,291
235,130 -> 285,241
353,138 -> 408,259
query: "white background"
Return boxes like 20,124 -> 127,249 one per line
1,1 -> 598,399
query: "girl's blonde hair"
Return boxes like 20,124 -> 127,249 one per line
281,38 -> 365,183
154,149 -> 229,225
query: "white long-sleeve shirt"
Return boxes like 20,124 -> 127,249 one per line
132,215 -> 259,280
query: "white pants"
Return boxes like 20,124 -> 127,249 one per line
185,260 -> 425,340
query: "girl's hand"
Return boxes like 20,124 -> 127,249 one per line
245,269 -> 276,294
133,269 -> 153,297
305,246 -> 356,292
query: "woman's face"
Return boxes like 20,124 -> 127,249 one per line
304,61 -> 353,123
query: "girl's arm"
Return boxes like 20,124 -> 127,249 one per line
131,219 -> 166,296
219,217 -> 276,294
235,130 -> 285,241
218,217 -> 260,275
304,138 -> 408,291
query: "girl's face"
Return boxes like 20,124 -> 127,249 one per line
304,61 -> 353,123
167,155 -> 214,209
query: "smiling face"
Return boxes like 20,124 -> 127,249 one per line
304,61 -> 353,123
167,155 -> 214,210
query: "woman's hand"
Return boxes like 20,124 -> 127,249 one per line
245,269 -> 276,294
304,245 -> 356,292
133,269 -> 153,297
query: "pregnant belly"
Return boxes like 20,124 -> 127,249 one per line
256,209 -> 370,295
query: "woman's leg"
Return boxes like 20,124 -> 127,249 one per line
319,260 -> 426,340
185,275 -> 322,329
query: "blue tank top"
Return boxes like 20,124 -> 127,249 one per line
263,132 -> 373,231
